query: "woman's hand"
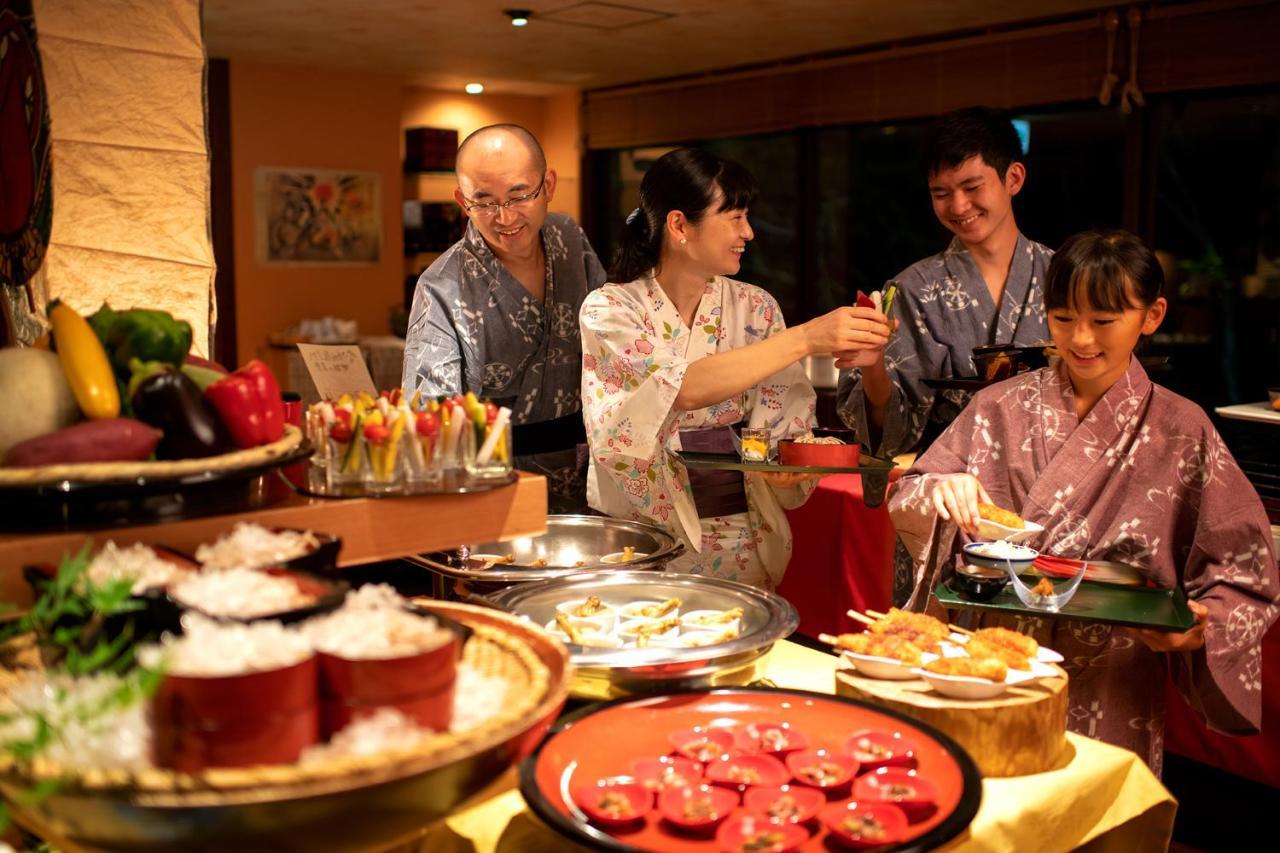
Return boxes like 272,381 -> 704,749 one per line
930,474 -> 992,535
1132,600 -> 1208,653
756,471 -> 816,490
802,307 -> 890,359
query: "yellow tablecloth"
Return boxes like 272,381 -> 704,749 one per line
409,641 -> 1176,853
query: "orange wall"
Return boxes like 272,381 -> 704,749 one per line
400,87 -> 581,221
229,61 -> 405,367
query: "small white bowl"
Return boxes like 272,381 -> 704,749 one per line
947,632 -> 1064,664
555,598 -> 618,633
542,619 -> 622,648
618,617 -> 680,644
680,609 -> 743,635
619,599 -> 681,620
963,541 -> 1039,572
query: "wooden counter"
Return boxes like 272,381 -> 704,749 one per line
0,472 -> 547,606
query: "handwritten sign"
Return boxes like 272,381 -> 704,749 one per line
297,343 -> 377,400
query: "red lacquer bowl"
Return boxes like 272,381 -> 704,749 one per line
777,428 -> 860,468
820,800 -> 910,849
853,768 -> 939,823
670,726 -> 736,763
317,631 -> 460,736
571,780 -> 652,827
705,754 -> 790,791
659,784 -> 740,831
520,687 -> 979,852
715,813 -> 809,852
844,729 -> 917,772
785,749 -> 858,791
151,656 -> 318,773
742,785 -> 826,824
633,756 -> 705,794
732,721 -> 809,756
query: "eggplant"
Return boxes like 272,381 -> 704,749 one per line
130,367 -> 234,459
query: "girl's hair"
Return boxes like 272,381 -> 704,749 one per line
609,147 -> 758,282
1045,229 -> 1164,312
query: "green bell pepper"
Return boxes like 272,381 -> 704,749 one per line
93,307 -> 193,376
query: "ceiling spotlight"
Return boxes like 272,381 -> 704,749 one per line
465,82 -> 484,95
505,9 -> 531,26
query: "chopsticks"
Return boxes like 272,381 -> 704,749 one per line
857,608 -> 972,636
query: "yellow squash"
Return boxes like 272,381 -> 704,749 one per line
47,300 -> 120,419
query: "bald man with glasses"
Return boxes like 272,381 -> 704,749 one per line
403,124 -> 607,512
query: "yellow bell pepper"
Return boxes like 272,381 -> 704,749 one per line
48,300 -> 120,419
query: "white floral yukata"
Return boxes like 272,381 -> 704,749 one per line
579,274 -> 816,589
889,359 -> 1279,773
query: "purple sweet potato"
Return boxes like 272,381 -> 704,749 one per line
4,418 -> 162,467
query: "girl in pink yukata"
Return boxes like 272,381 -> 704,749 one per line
890,229 -> 1278,772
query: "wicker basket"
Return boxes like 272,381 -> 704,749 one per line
0,602 -> 571,850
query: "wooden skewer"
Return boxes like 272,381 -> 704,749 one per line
818,632 -> 844,647
866,609 -> 887,619
948,623 -> 974,636
845,609 -> 876,626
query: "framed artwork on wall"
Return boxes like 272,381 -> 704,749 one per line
255,168 -> 381,264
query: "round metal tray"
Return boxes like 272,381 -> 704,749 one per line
408,514 -> 685,583
488,571 -> 799,700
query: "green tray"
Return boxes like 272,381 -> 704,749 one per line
934,576 -> 1197,632
673,450 -> 896,507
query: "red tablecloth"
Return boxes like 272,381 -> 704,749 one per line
1165,621 -> 1280,788
777,473 -> 897,639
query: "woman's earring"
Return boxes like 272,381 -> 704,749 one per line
679,238 -> 688,246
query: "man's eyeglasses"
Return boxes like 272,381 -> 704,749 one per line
461,175 -> 546,218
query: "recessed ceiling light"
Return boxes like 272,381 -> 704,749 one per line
505,9 -> 531,27
465,83 -> 484,95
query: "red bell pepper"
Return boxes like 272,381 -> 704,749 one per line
204,359 -> 285,448
855,290 -> 876,309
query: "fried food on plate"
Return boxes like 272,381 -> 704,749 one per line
924,656 -> 1008,682
978,502 -> 1026,529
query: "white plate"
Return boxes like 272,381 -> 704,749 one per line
841,651 -> 924,680
914,669 -> 1010,699
975,518 -> 1045,544
947,633 -> 1065,664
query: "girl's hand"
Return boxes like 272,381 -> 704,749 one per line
1132,600 -> 1208,653
930,474 -> 992,535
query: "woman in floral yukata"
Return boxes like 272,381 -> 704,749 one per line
890,230 -> 1278,772
580,148 -> 892,589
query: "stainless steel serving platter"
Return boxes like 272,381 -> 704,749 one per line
406,515 -> 684,587
488,571 -> 799,700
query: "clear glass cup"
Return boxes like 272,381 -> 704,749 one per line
325,432 -> 366,488
465,419 -> 514,479
739,427 -> 771,462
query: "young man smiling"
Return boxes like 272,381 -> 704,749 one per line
402,124 -> 606,512
837,106 -> 1052,460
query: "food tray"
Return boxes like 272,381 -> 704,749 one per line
488,571 -> 798,700
0,427 -> 311,531
0,602 -> 570,852
673,451 -> 896,507
935,577 -> 1197,632
294,465 -> 518,498
519,687 -> 982,852
408,515 -> 684,583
